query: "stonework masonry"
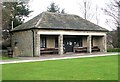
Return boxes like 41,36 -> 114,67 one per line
34,32 -> 40,57
12,29 -> 107,57
46,36 -> 55,48
102,35 -> 107,52
11,12 -> 108,57
87,35 -> 92,53
12,30 -> 33,57
58,34 -> 63,55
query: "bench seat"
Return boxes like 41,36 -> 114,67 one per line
74,47 -> 87,53
92,46 -> 100,52
74,46 -> 100,53
40,48 -> 58,54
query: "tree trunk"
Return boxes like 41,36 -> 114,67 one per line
118,27 -> 120,48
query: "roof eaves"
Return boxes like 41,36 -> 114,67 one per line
11,27 -> 108,33
38,27 -> 108,32
10,26 -> 36,32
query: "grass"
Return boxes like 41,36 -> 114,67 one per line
2,55 -> 118,80
0,57 -> 1,82
0,56 -> 1,60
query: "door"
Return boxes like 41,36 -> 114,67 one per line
64,39 -> 74,52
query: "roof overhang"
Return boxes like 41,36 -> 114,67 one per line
11,27 -> 109,33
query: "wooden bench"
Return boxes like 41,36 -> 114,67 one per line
92,46 -> 100,52
40,48 -> 58,54
74,46 -> 100,53
74,47 -> 87,53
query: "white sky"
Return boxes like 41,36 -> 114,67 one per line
25,0 -> 112,30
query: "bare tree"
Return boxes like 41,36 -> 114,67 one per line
118,1 -> 120,48
95,5 -> 100,25
103,0 -> 120,48
103,0 -> 120,29
79,0 -> 94,20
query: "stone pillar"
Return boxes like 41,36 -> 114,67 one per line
87,35 -> 92,53
58,34 -> 63,55
103,35 -> 107,52
34,32 -> 40,57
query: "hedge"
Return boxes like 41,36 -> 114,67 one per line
107,48 -> 120,52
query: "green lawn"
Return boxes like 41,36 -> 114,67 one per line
2,55 -> 118,80
0,57 -> 1,82
0,56 -> 1,60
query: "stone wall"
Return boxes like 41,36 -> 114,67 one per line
82,37 -> 87,47
12,30 -> 33,57
92,36 -> 105,51
93,37 -> 99,46
46,36 -> 55,48
12,29 -> 107,57
97,36 -> 104,52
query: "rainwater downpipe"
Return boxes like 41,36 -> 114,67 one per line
31,30 -> 35,57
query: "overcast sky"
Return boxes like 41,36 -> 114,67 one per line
25,0 -> 112,30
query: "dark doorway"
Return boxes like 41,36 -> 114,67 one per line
64,36 -> 83,52
64,38 -> 74,52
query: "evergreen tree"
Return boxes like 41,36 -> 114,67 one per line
2,1 -> 32,48
2,1 -> 32,30
47,2 -> 65,14
47,2 -> 60,13
61,9 -> 65,14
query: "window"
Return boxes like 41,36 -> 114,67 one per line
67,41 -> 73,46
40,37 -> 46,48
74,38 -> 82,47
79,38 -> 83,47
91,37 -> 93,47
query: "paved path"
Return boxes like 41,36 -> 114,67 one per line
0,52 -> 119,64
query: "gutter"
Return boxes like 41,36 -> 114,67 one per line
31,30 -> 35,57
11,27 -> 109,33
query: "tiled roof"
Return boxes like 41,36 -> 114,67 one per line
12,12 -> 108,32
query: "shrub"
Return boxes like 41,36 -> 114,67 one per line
107,48 -> 120,52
